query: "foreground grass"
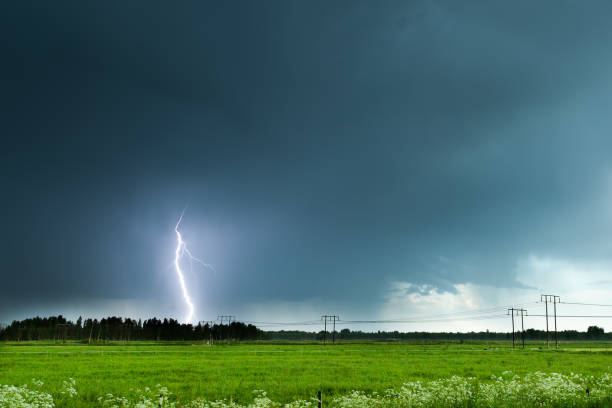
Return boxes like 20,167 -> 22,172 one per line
1,341 -> 612,406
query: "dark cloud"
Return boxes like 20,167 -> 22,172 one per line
2,0 -> 612,321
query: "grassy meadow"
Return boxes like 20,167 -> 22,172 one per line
2,340 -> 612,406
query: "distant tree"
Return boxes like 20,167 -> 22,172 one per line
587,325 -> 604,339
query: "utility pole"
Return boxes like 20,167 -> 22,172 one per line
322,316 -> 326,344
333,316 -> 337,344
520,308 -> 527,349
507,308 -> 516,347
553,296 -> 559,349
217,315 -> 235,342
321,315 -> 339,345
508,308 -> 528,349
541,295 -> 560,349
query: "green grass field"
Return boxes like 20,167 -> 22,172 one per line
2,340 -> 612,406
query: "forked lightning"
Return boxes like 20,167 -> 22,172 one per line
173,210 -> 214,324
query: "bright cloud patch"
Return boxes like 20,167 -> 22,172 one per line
515,254 -> 612,294
381,254 -> 612,332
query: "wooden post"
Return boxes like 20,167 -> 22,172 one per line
317,390 -> 322,408
521,309 -> 526,349
323,319 -> 326,345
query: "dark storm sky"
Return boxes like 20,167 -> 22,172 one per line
2,1 -> 612,325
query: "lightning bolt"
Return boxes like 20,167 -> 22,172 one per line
174,210 -> 214,324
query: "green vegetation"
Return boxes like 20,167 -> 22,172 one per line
2,341 -> 612,406
4,316 -> 610,344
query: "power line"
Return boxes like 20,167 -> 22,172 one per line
246,313 -> 512,327
341,313 -> 508,324
244,309 -> 517,327
378,302 -> 538,320
244,321 -> 321,326
221,298 -> 612,331
560,301 -> 612,307
526,314 -> 612,318
230,312 -> 612,328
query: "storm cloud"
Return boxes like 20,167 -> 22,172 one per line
2,1 -> 612,330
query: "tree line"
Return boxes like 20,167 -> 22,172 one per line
263,326 -> 608,341
1,316 -> 607,342
0,315 -> 263,342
